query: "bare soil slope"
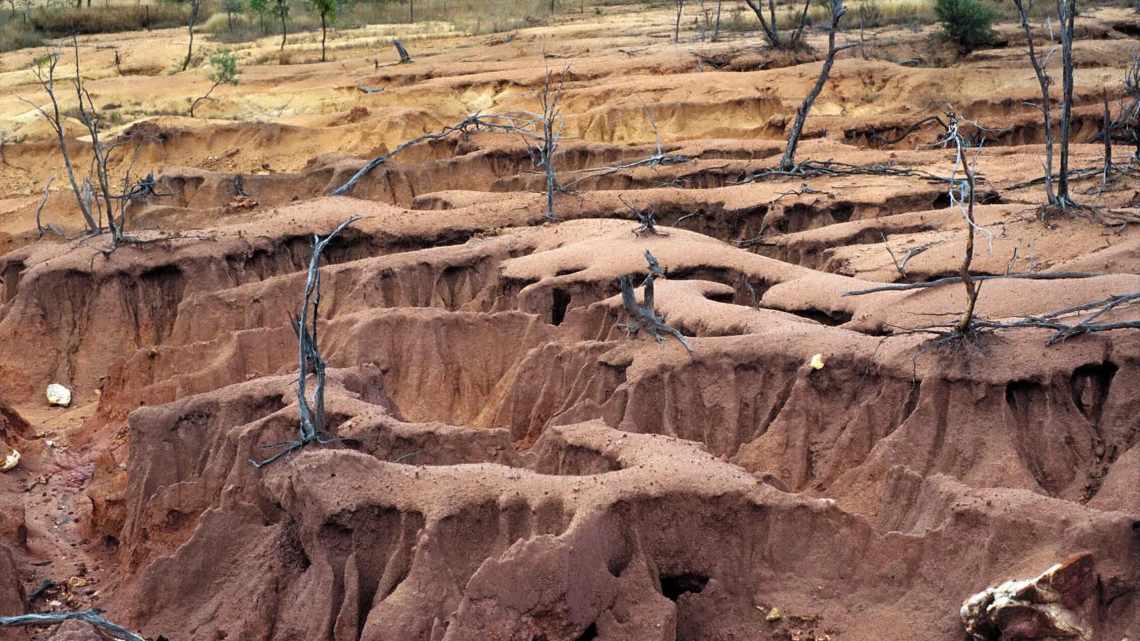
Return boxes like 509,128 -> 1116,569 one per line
0,4 -> 1138,641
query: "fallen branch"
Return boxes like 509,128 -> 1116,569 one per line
940,291 -> 1140,345
329,113 -> 526,195
844,271 -> 1102,296
739,159 -> 961,185
0,610 -> 148,641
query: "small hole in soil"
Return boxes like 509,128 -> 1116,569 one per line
551,289 -> 571,326
788,308 -> 854,326
574,623 -> 598,641
103,535 -> 120,550
660,573 -> 709,600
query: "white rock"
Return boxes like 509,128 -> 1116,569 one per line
46,383 -> 72,407
0,448 -> 19,472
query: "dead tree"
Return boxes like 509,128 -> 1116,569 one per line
70,38 -> 124,244
743,0 -> 811,50
252,216 -> 360,468
182,0 -> 201,71
941,113 -> 983,335
618,194 -> 666,237
1056,0 -> 1077,207
674,0 -> 685,43
1118,55 -> 1140,163
393,39 -> 412,63
529,67 -> 565,222
779,0 -> 849,171
713,0 -> 723,40
1011,0 -> 1058,205
34,177 -> 54,238
23,53 -> 99,234
0,610 -> 147,641
1101,91 -> 1112,190
618,250 -> 692,353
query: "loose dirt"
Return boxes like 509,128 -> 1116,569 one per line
0,4 -> 1137,641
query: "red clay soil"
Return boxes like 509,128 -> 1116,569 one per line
0,4 -> 1139,641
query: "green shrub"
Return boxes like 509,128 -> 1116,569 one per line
935,0 -> 996,51
209,49 -> 239,85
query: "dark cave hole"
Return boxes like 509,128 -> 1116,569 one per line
552,288 -> 572,326
660,573 -> 710,601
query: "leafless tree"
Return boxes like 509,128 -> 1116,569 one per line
1116,55 -> 1140,163
1056,0 -> 1077,207
182,0 -> 202,72
34,177 -> 54,238
22,52 -> 99,234
68,38 -> 124,242
743,0 -> 811,50
527,67 -> 566,222
779,0 -> 850,171
0,610 -> 147,641
713,0 -> 723,41
674,0 -> 685,42
619,250 -> 692,353
939,113 -> 984,335
1101,91 -> 1113,191
1011,0 -> 1058,205
252,216 -> 360,468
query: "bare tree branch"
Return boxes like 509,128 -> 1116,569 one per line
0,610 -> 148,641
843,271 -> 1101,296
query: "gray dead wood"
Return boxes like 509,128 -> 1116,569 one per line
393,39 -> 412,64
329,113 -> 525,195
0,610 -> 148,641
618,250 -> 692,354
251,216 -> 360,468
780,0 -> 850,171
1012,0 -> 1058,205
34,177 -> 54,238
844,271 -> 1101,296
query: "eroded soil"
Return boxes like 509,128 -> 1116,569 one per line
0,4 -> 1138,641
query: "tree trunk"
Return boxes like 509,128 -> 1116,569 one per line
713,0 -> 722,41
409,0 -> 413,22
1102,91 -> 1112,190
674,0 -> 683,43
182,0 -> 199,71
780,0 -> 846,171
1012,0 -> 1056,205
1056,0 -> 1076,205
955,145 -> 978,335
280,4 -> 287,51
320,11 -> 326,61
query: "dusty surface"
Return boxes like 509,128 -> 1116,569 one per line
0,3 -> 1138,641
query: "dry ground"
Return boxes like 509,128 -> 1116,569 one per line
0,3 -> 1139,641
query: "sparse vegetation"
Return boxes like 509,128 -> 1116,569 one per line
190,49 -> 239,117
934,0 -> 996,52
